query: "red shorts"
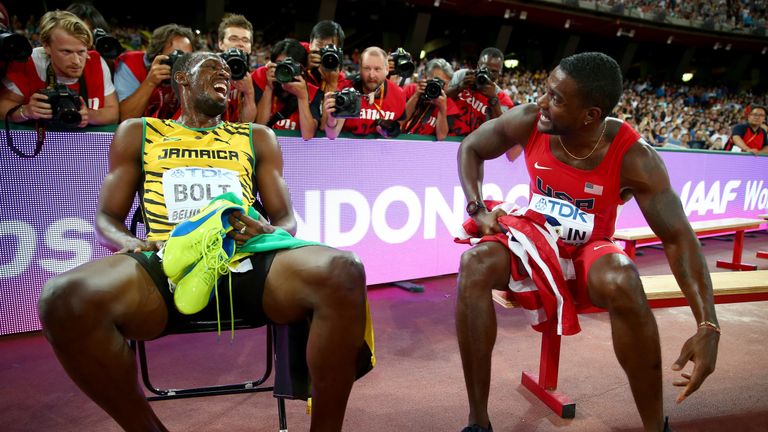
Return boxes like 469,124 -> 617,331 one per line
564,239 -> 627,308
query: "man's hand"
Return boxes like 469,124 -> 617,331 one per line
264,62 -> 277,89
77,97 -> 89,128
671,327 -> 720,403
323,92 -> 337,120
227,211 -> 276,244
473,207 -> 508,236
231,74 -> 254,96
460,71 -> 476,92
26,92 -> 53,121
281,75 -> 309,100
146,55 -> 173,87
116,238 -> 164,254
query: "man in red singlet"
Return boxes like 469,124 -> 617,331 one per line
456,52 -> 719,432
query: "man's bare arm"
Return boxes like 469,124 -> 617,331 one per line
621,142 -> 719,403
95,118 -> 153,252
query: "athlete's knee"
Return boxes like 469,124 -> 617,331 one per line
458,244 -> 508,288
588,258 -> 645,311
317,250 -> 366,305
39,273 -> 104,335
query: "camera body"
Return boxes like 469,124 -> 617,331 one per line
474,66 -> 493,88
160,49 -> 185,68
390,48 -> 415,77
423,77 -> 445,100
92,28 -> 122,59
319,44 -> 343,70
274,57 -> 302,84
219,48 -> 248,80
374,119 -> 401,138
0,24 -> 33,61
38,85 -> 82,128
331,88 -> 362,118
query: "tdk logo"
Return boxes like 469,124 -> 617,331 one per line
540,197 -> 589,223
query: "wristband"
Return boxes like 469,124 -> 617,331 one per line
698,320 -> 721,334
17,105 -> 30,121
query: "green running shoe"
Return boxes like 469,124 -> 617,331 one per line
173,228 -> 237,315
162,199 -> 243,284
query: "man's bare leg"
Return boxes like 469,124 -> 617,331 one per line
455,242 -> 511,429
263,246 -> 367,432
588,254 -> 664,432
39,255 -> 170,432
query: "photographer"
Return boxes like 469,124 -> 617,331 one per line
251,38 -> 322,140
113,24 -> 194,120
403,58 -> 458,141
445,47 -> 514,136
0,10 -> 118,127
324,46 -> 406,139
305,20 -> 346,93
217,13 -> 256,123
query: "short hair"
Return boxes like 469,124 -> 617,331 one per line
217,13 -> 253,43
146,24 -> 195,61
361,46 -> 387,65
310,20 -> 345,48
171,51 -> 211,98
270,38 -> 308,66
749,105 -> 767,115
558,52 -> 623,118
425,58 -> 454,80
39,10 -> 93,48
65,2 -> 109,31
479,47 -> 504,61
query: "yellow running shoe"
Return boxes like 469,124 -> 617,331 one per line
162,199 -> 243,284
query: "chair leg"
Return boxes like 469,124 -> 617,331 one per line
277,397 -> 287,432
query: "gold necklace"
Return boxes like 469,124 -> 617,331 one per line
557,121 -> 608,160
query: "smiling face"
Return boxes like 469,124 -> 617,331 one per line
181,54 -> 231,117
536,66 -> 590,135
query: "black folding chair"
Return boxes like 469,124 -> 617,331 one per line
128,205 -> 311,431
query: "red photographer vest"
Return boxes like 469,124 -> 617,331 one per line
5,49 -> 107,109
115,50 -> 180,119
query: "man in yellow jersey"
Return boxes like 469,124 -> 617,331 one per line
38,52 -> 369,432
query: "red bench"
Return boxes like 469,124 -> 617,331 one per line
758,214 -> 768,260
613,217 -> 765,271
492,270 -> 768,418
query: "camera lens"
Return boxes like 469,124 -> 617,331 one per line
321,51 -> 340,70
275,64 -> 294,84
424,81 -> 442,100
54,96 -> 81,127
0,25 -> 33,61
93,28 -> 122,59
227,57 -> 247,80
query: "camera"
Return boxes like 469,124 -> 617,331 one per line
274,57 -> 302,84
331,88 -> 361,118
475,66 -> 493,87
390,48 -> 415,77
219,48 -> 248,80
374,119 -> 401,138
160,49 -> 185,68
423,77 -> 445,100
38,85 -> 82,128
319,44 -> 343,70
92,28 -> 122,59
0,24 -> 33,61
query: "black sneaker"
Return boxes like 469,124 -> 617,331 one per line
461,424 -> 493,432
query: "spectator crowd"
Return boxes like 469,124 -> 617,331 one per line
1,2 -> 766,153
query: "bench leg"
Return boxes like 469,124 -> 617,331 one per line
757,251 -> 768,260
624,240 -> 637,261
520,320 -> 576,419
716,230 -> 758,271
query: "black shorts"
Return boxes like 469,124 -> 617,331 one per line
125,251 -> 276,335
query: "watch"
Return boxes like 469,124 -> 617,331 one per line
487,96 -> 499,107
466,200 -> 486,216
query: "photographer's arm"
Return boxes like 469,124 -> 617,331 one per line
404,81 -> 425,120
87,92 -> 119,125
117,56 -> 170,121
283,76 -> 318,140
0,88 -> 27,122
434,92 -> 449,141
322,92 -> 344,140
232,77 -> 257,123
